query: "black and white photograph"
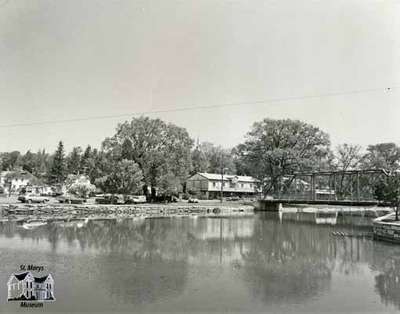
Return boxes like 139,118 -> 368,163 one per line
0,0 -> 399,313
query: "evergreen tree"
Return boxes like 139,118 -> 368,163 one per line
80,145 -> 92,175
67,146 -> 82,175
49,141 -> 66,184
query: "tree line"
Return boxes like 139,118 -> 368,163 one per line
1,116 -> 400,199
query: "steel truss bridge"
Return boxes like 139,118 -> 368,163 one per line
258,168 -> 393,209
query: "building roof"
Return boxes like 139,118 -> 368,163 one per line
1,171 -> 39,182
13,272 -> 49,283
14,272 -> 29,280
34,275 -> 49,283
197,173 -> 258,183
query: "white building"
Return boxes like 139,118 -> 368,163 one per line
0,171 -> 38,194
7,272 -> 55,301
186,172 -> 260,199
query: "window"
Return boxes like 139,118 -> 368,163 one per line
241,183 -> 244,188
213,182 -> 216,187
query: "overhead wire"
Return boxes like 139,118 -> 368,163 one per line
0,85 -> 397,128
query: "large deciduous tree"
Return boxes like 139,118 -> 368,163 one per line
333,144 -> 363,198
362,143 -> 400,171
20,150 -> 36,173
190,142 -> 236,175
361,143 -> 400,201
103,117 -> 193,196
95,159 -> 143,195
34,149 -> 51,179
191,146 -> 209,174
374,174 -> 400,220
236,119 -> 330,196
0,151 -> 22,171
335,144 -> 363,170
65,174 -> 96,198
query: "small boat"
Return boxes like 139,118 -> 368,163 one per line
54,218 -> 89,228
21,219 -> 48,230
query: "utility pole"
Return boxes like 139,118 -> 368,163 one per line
220,152 -> 227,203
220,166 -> 225,203
311,173 -> 316,201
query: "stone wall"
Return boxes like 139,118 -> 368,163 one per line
373,221 -> 400,243
0,203 -> 254,221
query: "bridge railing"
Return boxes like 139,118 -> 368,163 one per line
266,192 -> 378,202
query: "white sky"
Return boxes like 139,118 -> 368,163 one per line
0,0 -> 399,153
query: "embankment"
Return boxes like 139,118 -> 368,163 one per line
0,203 -> 254,222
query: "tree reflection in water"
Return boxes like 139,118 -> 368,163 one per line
372,242 -> 400,310
238,216 -> 333,303
2,213 -> 400,309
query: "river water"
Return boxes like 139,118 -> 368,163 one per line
1,211 -> 400,313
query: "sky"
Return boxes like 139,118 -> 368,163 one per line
0,0 -> 399,153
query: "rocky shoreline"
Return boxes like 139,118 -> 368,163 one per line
0,203 -> 255,222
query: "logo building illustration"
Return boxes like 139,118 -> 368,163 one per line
7,272 -> 55,301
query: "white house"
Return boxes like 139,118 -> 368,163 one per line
0,171 -> 38,194
186,172 -> 260,199
7,272 -> 55,301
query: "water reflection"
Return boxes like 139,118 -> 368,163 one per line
0,212 -> 400,312
238,217 -> 333,303
371,243 -> 400,309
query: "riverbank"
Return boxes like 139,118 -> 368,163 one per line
1,201 -> 393,222
373,213 -> 400,243
282,204 -> 393,217
0,202 -> 255,222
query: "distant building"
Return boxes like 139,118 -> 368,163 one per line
186,172 -> 260,199
24,185 -> 53,196
7,272 -> 55,301
0,171 -> 39,194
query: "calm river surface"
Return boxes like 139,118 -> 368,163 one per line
1,211 -> 400,313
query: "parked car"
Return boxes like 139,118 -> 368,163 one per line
152,195 -> 179,203
95,194 -> 124,205
124,195 -> 147,204
18,193 -> 49,204
57,194 -> 86,204
188,198 -> 199,203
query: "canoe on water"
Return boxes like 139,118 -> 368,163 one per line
21,219 -> 47,229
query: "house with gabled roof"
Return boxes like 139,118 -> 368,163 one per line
0,171 -> 41,195
186,172 -> 260,199
7,272 -> 55,301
